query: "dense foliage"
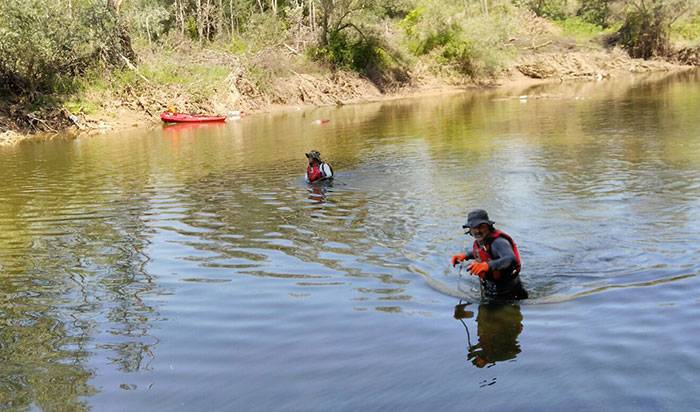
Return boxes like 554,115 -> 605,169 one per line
1,0 -> 699,99
0,0 -> 134,95
618,0 -> 695,58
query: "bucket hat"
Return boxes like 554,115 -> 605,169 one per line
462,209 -> 495,229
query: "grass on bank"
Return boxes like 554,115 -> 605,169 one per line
53,8 -> 700,119
671,14 -> 700,46
61,41 -> 236,115
553,16 -> 620,45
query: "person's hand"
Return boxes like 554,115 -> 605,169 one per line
468,262 -> 489,278
451,253 -> 467,267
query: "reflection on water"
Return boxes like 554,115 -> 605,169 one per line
1,69 -> 700,410
454,301 -> 524,369
306,179 -> 334,203
0,141 -> 164,409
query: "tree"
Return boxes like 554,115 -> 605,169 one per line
0,0 -> 134,95
618,0 -> 693,58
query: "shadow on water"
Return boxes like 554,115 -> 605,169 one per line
454,301 -> 524,372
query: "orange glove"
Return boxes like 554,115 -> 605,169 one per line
468,261 -> 489,278
451,253 -> 467,267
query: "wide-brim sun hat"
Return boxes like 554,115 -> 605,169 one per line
305,150 -> 321,160
462,209 -> 495,229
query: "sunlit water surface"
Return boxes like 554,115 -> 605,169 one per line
1,70 -> 700,411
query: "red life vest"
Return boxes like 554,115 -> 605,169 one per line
306,162 -> 332,182
307,164 -> 323,182
472,230 -> 521,281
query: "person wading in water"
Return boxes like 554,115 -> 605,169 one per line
451,209 -> 529,301
305,150 -> 334,183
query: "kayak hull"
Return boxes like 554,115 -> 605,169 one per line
160,112 -> 226,123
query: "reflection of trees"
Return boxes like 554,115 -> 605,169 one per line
0,314 -> 95,411
454,302 -> 524,368
0,139 -> 163,408
97,234 -> 158,374
510,70 -> 700,195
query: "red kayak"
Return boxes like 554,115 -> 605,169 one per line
160,112 -> 226,123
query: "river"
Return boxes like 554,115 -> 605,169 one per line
1,70 -> 699,411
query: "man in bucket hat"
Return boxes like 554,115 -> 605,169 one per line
451,209 -> 528,301
305,150 -> 334,183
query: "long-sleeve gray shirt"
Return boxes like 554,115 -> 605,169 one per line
465,236 -> 518,272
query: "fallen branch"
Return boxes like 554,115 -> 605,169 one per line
526,40 -> 553,51
63,109 -> 85,130
120,54 -> 151,83
283,43 -> 299,55
26,112 -> 57,132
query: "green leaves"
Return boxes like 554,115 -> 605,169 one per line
398,1 -> 515,78
0,0 -> 130,95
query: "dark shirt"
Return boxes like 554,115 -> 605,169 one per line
466,235 -> 527,300
465,236 -> 518,273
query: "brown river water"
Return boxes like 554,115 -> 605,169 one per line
1,70 -> 700,411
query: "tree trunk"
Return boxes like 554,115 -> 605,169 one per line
321,10 -> 328,45
308,0 -> 314,31
319,0 -> 331,45
218,0 -> 224,39
206,0 -> 212,41
146,15 -> 152,48
176,0 -> 185,35
197,0 -> 203,44
230,0 -> 235,39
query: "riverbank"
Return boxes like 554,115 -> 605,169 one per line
0,44 -> 694,147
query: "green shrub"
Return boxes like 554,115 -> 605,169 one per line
244,13 -> 289,51
618,7 -> 670,58
311,30 -> 389,75
555,16 -> 605,38
513,0 -> 567,19
400,3 -> 515,79
456,15 -> 517,78
577,0 -> 611,28
186,16 -> 199,41
399,3 -> 462,55
0,0 -> 131,95
671,15 -> 700,43
222,39 -> 249,55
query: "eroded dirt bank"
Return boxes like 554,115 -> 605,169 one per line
0,46 -> 696,146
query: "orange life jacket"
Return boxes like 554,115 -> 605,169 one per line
472,230 -> 521,281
